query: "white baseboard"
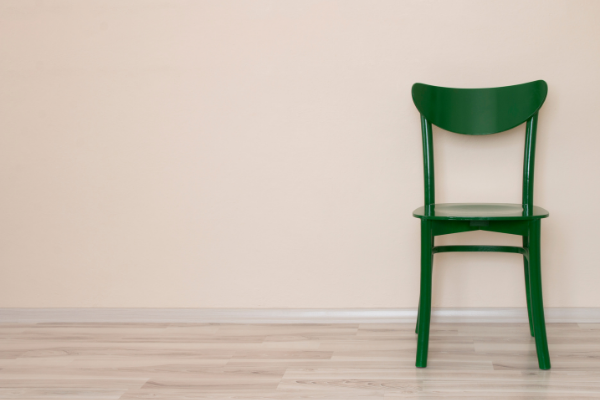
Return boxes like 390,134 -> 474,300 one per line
1,308 -> 599,324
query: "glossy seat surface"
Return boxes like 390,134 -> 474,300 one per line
413,203 -> 549,220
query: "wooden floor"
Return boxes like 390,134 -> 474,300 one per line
1,323 -> 600,398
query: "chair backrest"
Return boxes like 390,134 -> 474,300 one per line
411,80 -> 548,215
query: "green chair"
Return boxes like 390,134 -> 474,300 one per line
412,80 -> 551,370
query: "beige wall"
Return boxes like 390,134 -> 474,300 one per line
1,0 -> 599,308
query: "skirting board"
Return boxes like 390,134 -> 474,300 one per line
1,308 -> 599,324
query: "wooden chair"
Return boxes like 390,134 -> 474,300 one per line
411,80 -> 551,369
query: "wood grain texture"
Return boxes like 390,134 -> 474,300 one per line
0,323 -> 599,398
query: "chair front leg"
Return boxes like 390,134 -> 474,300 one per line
416,219 -> 434,368
523,236 -> 535,337
528,219 -> 551,370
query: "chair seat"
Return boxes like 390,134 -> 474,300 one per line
413,203 -> 549,220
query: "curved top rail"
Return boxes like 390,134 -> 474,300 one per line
412,80 -> 548,135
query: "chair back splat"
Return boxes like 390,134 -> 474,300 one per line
412,80 -> 547,215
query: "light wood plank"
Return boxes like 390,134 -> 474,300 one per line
0,322 -> 598,398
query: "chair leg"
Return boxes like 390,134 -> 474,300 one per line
416,219 -> 433,368
523,236 -> 535,337
528,219 -> 551,370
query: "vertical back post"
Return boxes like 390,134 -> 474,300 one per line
522,113 -> 538,216
421,115 -> 435,215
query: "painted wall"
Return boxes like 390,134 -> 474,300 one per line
1,0 -> 599,308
